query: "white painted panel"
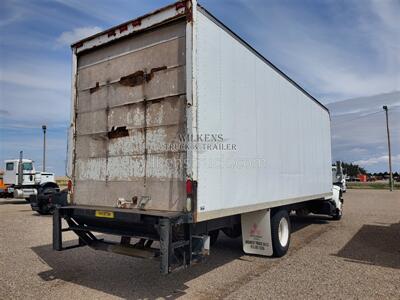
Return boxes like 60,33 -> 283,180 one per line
195,10 -> 332,219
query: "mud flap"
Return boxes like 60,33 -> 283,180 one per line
241,209 -> 273,256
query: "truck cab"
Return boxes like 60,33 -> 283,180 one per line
332,161 -> 347,193
4,159 -> 36,187
3,159 -> 57,200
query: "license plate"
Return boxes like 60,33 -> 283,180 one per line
95,210 -> 114,219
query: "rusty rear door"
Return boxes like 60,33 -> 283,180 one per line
73,20 -> 187,211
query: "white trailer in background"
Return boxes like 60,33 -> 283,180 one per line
54,0 -> 343,273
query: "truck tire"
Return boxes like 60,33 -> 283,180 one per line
36,186 -> 58,215
38,205 -> 51,215
332,208 -> 342,221
271,209 -> 291,257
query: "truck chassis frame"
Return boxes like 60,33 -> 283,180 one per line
53,206 -> 201,274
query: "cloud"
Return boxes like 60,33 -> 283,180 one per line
354,154 -> 400,167
221,0 -> 400,102
0,84 -> 70,129
0,57 -> 71,130
327,91 -> 400,172
0,67 -> 69,92
2,0 -> 400,176
56,26 -> 102,46
53,0 -> 167,24
0,0 -> 28,28
0,109 -> 9,116
0,129 -> 68,174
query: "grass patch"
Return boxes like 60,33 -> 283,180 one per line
347,182 -> 400,190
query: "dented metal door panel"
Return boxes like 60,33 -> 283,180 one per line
73,20 -> 187,211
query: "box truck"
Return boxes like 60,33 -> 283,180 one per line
54,0 -> 343,273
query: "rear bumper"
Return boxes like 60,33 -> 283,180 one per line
53,205 -> 195,274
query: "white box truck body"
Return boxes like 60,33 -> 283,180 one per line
194,9 -> 332,221
55,1 -> 342,273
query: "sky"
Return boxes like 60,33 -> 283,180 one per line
0,0 -> 399,175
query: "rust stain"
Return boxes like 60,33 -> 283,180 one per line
132,19 -> 141,27
72,1 -> 191,50
119,66 -> 167,87
90,82 -> 100,94
145,66 -> 168,82
107,30 -> 116,37
120,70 -> 146,87
119,24 -> 128,33
150,65 -> 167,74
108,126 -> 129,139
132,196 -> 138,206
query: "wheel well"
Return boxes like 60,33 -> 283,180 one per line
271,206 -> 290,216
40,182 -> 59,190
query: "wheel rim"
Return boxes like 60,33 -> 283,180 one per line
278,217 -> 289,247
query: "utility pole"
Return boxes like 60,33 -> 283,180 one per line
18,151 -> 23,186
42,125 -> 47,172
382,106 -> 393,191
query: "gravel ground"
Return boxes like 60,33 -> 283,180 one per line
0,189 -> 399,299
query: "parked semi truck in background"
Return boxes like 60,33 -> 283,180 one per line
332,161 -> 347,193
3,153 -> 59,199
53,0 -> 343,273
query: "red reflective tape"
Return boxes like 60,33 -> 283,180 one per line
176,2 -> 186,10
119,24 -> 128,33
132,19 -> 141,27
75,42 -> 83,48
107,30 -> 116,37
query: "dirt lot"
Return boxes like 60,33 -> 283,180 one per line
0,189 -> 399,299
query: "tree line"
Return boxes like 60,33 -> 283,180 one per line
340,162 -> 399,178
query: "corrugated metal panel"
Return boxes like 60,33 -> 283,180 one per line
195,10 -> 332,221
72,20 -> 187,211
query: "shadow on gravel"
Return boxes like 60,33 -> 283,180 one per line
336,222 -> 400,269
30,215 -> 331,299
32,212 -> 52,217
290,214 -> 330,233
31,234 -> 243,299
0,199 -> 28,205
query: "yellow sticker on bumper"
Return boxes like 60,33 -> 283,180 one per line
95,210 -> 114,218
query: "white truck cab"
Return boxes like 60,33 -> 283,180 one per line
3,159 -> 57,199
332,161 -> 347,193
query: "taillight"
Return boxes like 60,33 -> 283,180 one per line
186,179 -> 194,212
186,179 -> 193,195
67,180 -> 72,191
